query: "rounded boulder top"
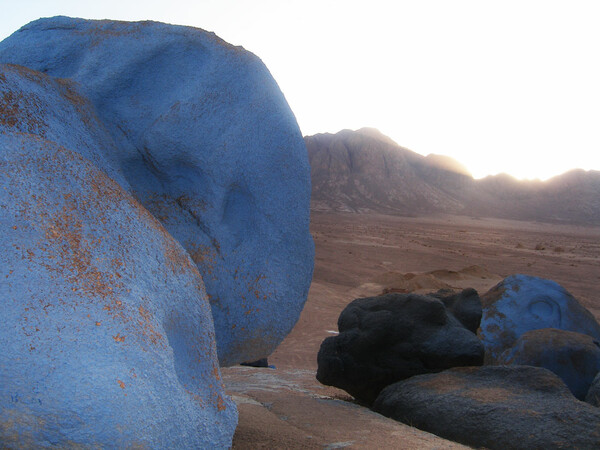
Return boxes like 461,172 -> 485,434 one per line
0,16 -> 315,365
479,274 -> 600,362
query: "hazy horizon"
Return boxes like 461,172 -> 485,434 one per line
2,1 -> 599,181
306,126 -> 600,182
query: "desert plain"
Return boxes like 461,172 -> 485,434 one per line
224,211 -> 600,449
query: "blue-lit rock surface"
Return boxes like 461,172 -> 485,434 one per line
0,16 -> 314,366
497,328 -> 600,400
479,274 -> 600,362
0,129 -> 236,445
0,16 -> 314,446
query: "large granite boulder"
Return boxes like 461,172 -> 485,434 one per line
480,274 -> 600,362
0,129 -> 236,446
0,16 -> 314,365
373,365 -> 600,449
498,328 -> 600,400
316,290 -> 484,405
0,63 -> 127,187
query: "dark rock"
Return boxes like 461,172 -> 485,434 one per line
498,328 -> 600,399
479,274 -> 600,362
586,372 -> 600,406
431,288 -> 482,334
240,358 -> 269,368
373,365 -> 600,449
316,291 -> 484,405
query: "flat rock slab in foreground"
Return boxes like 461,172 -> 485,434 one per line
0,16 -> 314,365
223,366 -> 467,449
373,365 -> 600,449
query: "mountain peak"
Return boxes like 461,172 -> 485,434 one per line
305,128 -> 600,224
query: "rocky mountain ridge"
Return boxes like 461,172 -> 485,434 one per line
306,128 -> 600,224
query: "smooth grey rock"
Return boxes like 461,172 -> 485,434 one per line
498,328 -> 600,399
374,365 -> 600,449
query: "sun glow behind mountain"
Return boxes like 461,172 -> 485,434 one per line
1,0 -> 599,181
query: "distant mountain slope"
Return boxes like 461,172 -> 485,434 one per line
306,128 -> 600,225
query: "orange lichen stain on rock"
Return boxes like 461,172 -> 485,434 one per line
0,89 -> 46,135
113,333 -> 126,343
216,395 -> 226,411
139,193 -> 175,223
416,372 -> 469,395
464,386 -> 519,404
186,389 -> 205,406
0,66 -> 50,136
55,76 -> 105,130
212,364 -> 221,381
239,272 -> 271,301
4,64 -> 47,84
481,285 -> 506,308
136,304 -> 166,348
187,242 -> 219,276
75,20 -> 153,48
40,196 -> 123,300
129,195 -> 197,276
138,305 -> 150,320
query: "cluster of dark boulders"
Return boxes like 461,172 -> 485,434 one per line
316,275 -> 600,449
316,289 -> 484,404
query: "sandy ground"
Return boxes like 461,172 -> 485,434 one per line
225,211 -> 600,448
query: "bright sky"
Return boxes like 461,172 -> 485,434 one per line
2,0 -> 600,180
